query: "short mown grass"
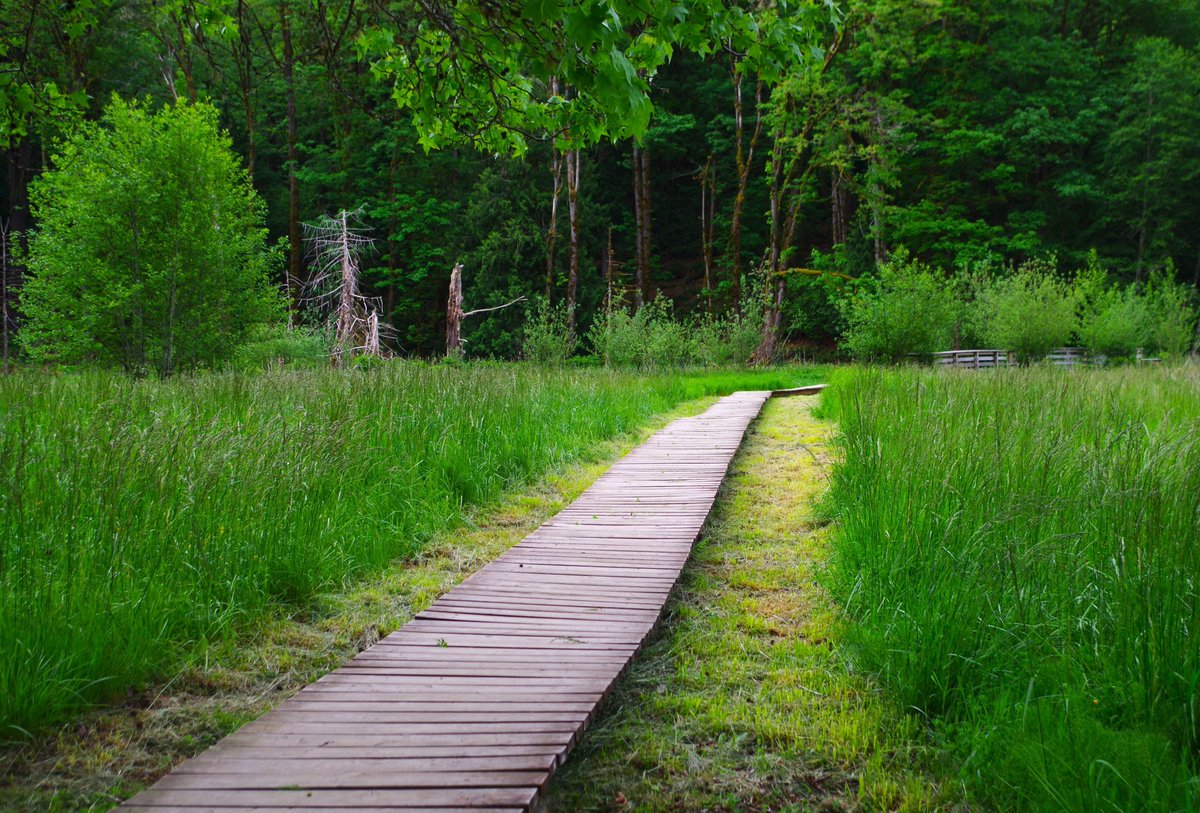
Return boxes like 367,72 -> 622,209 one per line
821,364 -> 1200,812
0,363 -> 820,740
546,396 -> 960,812
0,392 -> 739,812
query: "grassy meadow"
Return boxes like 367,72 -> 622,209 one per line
821,364 -> 1200,811
0,363 -> 818,738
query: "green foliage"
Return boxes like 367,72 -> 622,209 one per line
691,309 -> 762,367
0,0 -> 112,145
1103,38 -> 1200,272
589,299 -> 683,368
588,298 -> 762,368
837,251 -> 958,362
230,324 -> 332,371
20,98 -> 281,375
359,1 -> 824,153
1143,265 -> 1198,356
975,258 -> 1077,363
824,366 -> 1200,812
1074,261 -> 1149,359
0,363 -> 820,737
521,298 -> 576,364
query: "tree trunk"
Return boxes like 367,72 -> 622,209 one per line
1,220 -> 9,374
386,139 -> 399,324
546,145 -> 562,302
700,154 -> 716,314
754,140 -> 786,364
280,0 -> 303,322
870,106 -> 887,265
604,226 -> 614,318
175,12 -> 198,103
236,0 -> 257,179
566,148 -> 581,339
1135,83 -> 1154,282
639,144 -> 651,304
832,169 -> 850,245
632,143 -> 645,309
446,263 -> 464,358
754,113 -> 815,365
730,73 -> 763,314
446,263 -> 525,358
336,210 -> 357,347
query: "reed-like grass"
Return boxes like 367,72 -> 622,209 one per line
0,362 -> 815,738
822,364 -> 1200,811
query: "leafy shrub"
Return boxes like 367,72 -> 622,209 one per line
691,297 -> 762,365
837,250 -> 959,362
21,97 -> 281,376
589,308 -> 643,367
1075,263 -> 1149,359
521,298 -> 576,364
588,298 -> 763,368
589,298 -> 688,368
726,299 -> 767,364
231,324 -> 331,371
640,299 -> 692,366
1143,265 -> 1198,356
975,258 -> 1078,363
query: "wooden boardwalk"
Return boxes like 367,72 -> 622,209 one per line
120,390 -> 774,812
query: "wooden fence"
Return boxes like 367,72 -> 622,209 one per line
925,347 -> 1093,368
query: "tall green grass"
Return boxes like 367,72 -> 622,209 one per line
823,365 -> 1200,811
0,362 -> 816,738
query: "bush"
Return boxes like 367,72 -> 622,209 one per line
1075,263 -> 1149,359
587,298 -> 764,368
589,298 -> 688,368
837,250 -> 959,362
1143,265 -> 1198,356
521,298 -> 576,364
21,97 -> 281,376
230,324 -> 331,371
976,258 -> 1077,363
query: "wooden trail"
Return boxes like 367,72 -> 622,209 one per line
119,390 -> 776,812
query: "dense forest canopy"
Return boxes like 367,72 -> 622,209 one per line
2,0 -> 1198,360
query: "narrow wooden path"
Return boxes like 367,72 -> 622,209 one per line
120,390 -> 774,812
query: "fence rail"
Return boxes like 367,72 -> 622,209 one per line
924,347 -> 1094,369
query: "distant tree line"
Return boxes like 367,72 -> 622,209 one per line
2,0 -> 1198,365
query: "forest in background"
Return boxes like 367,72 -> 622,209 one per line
2,0 -> 1200,360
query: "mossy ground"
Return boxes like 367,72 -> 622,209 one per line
0,397 -> 723,813
545,396 -> 966,813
